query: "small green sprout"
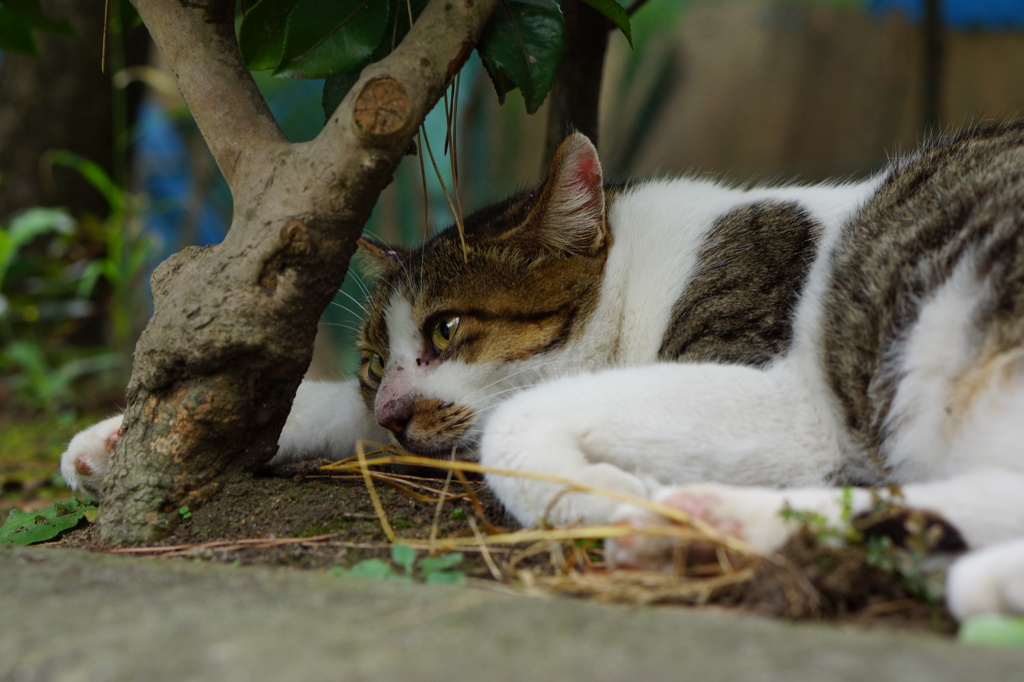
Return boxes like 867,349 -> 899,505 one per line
330,543 -> 466,584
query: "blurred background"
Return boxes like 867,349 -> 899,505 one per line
1,0 -> 1022,511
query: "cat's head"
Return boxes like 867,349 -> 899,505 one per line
355,133 -> 611,458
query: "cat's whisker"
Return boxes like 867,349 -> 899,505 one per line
319,322 -> 363,334
337,289 -> 368,315
461,362 -> 552,401
348,271 -> 371,299
330,301 -> 366,319
462,383 -> 541,413
458,359 -> 561,407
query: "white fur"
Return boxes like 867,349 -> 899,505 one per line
947,539 -> 1024,620
276,380 -> 389,462
481,359 -> 841,526
60,414 -> 123,499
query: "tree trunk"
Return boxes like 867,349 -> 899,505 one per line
542,0 -> 611,168
97,0 -> 498,545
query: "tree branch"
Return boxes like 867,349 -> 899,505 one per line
131,0 -> 286,187
97,0 -> 498,545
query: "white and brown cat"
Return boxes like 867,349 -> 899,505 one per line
64,122 -> 1024,621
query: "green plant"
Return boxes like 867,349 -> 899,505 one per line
330,543 -> 466,585
779,487 -> 947,607
237,0 -> 631,118
959,615 -> 1024,648
0,207 -> 75,292
179,505 -> 192,520
0,209 -> 136,410
49,150 -> 152,353
0,497 -> 97,545
0,155 -> 153,410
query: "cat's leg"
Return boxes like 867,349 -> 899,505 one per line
60,378 -> 384,498
272,379 -> 389,463
947,539 -> 1024,620
479,361 -> 840,527
602,466 -> 1024,577
60,414 -> 124,499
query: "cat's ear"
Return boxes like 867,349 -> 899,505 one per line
523,133 -> 607,256
356,236 -> 410,276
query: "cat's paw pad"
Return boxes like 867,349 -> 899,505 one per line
947,540 -> 1024,620
606,483 -> 792,570
60,415 -> 123,499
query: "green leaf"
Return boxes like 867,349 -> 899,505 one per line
237,0 -> 291,71
418,552 -> 464,574
580,0 -> 631,47
477,0 -> 565,114
424,570 -> 467,585
0,500 -> 94,546
274,0 -> 390,79
391,543 -> 417,572
319,0 -> 430,118
48,150 -> 124,214
958,615 -> 1024,648
0,208 -> 74,290
8,207 -> 74,245
75,260 -> 106,299
345,558 -> 395,579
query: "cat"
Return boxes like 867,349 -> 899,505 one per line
62,122 -> 1024,622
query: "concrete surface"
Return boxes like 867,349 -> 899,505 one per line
4,545 -> 1023,681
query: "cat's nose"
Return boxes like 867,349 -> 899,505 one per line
377,397 -> 413,435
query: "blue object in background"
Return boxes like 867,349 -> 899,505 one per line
134,74 -> 326,262
868,0 -> 1024,29
134,100 -> 228,256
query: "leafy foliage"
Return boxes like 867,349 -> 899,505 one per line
239,0 -> 634,119
331,543 -> 466,584
477,0 -> 565,114
0,498 -> 96,545
1,154 -> 151,410
779,487 -> 946,607
239,0 -> 390,79
0,0 -> 73,56
0,208 -> 75,292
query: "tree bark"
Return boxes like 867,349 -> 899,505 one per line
97,0 -> 498,545
542,0 -> 611,169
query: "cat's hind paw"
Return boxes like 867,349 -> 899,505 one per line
606,483 -> 795,570
60,414 -> 123,499
947,539 -> 1024,620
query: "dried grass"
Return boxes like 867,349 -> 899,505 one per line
317,443 -> 766,605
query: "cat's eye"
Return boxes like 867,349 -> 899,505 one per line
367,353 -> 385,380
431,316 -> 460,353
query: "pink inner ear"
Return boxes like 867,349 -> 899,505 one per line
567,155 -> 602,192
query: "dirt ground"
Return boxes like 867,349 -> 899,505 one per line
51,456 -> 958,636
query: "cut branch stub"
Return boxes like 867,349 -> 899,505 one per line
353,77 -> 412,138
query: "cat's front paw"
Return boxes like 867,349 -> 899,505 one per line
60,415 -> 123,499
606,483 -> 794,570
947,539 -> 1024,620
